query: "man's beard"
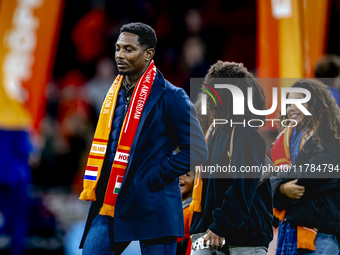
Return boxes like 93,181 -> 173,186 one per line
118,70 -> 132,76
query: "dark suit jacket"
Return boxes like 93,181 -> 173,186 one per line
80,70 -> 208,245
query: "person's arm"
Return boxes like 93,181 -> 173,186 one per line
148,88 -> 208,192
272,135 -> 339,207
286,142 -> 339,198
279,179 -> 305,199
288,152 -> 337,181
204,230 -> 224,250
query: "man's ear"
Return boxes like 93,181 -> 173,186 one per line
145,48 -> 155,61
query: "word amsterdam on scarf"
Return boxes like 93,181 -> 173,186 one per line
80,60 -> 156,218
134,70 -> 153,120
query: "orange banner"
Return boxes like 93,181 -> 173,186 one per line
256,0 -> 330,79
302,0 -> 330,78
256,0 -> 329,130
0,0 -> 64,130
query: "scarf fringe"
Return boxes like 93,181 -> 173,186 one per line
188,201 -> 201,212
273,208 -> 286,221
297,226 -> 317,251
99,204 -> 115,217
79,189 -> 96,201
297,239 -> 316,251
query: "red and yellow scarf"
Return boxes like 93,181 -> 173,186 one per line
271,124 -> 317,251
79,60 -> 156,217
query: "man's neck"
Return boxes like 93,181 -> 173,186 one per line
124,75 -> 138,89
124,63 -> 150,87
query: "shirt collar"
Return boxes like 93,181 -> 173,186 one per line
122,79 -> 136,98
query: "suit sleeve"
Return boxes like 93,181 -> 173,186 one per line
148,88 -> 208,192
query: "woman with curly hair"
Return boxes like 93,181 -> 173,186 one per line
190,61 -> 273,255
271,79 -> 340,255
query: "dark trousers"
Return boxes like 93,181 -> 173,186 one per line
82,213 -> 177,255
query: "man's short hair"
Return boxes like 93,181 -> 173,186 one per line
314,54 -> 340,87
120,22 -> 157,49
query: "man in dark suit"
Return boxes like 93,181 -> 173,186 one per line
80,22 -> 208,255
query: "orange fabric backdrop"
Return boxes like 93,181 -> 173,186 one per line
256,0 -> 330,79
0,0 -> 64,130
256,0 -> 330,129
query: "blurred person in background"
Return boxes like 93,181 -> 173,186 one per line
0,130 -> 32,255
157,8 -> 209,101
271,79 -> 340,255
314,54 -> 340,106
181,37 -> 208,100
79,22 -> 208,255
32,70 -> 95,188
189,61 -> 273,255
85,57 -> 117,120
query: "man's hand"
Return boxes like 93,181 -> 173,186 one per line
203,229 -> 224,250
280,179 -> 305,199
